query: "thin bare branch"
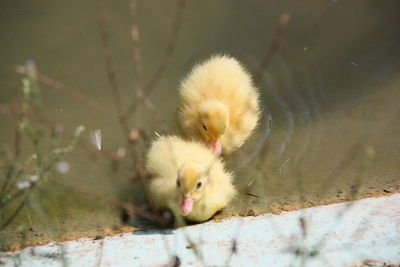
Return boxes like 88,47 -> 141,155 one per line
0,101 -> 22,199
96,0 -> 143,171
33,108 -> 134,169
61,177 -> 164,224
124,0 -> 187,119
0,198 -> 26,231
0,103 -> 133,169
14,121 -> 22,159
127,0 -> 146,175
146,0 -> 186,95
16,67 -> 113,115
127,0 -> 168,181
96,0 -> 125,118
254,13 -> 291,84
128,0 -> 166,127
129,0 -> 145,103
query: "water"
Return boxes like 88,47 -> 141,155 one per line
0,0 -> 399,247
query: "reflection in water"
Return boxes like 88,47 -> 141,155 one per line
0,0 -> 399,248
228,106 -> 272,170
264,70 -> 295,158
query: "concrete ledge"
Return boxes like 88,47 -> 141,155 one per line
2,194 -> 400,266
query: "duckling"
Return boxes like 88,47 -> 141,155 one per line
145,135 -> 236,222
178,54 -> 260,155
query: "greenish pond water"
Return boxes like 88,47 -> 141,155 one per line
0,0 -> 399,248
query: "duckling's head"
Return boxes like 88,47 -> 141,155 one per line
176,162 -> 209,216
197,100 -> 229,155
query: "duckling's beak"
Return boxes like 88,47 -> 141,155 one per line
210,139 -> 222,155
180,196 -> 194,215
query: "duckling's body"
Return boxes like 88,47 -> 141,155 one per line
178,55 -> 260,154
145,135 -> 236,222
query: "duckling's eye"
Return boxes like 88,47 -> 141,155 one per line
202,124 -> 207,131
177,180 -> 180,187
196,182 -> 202,189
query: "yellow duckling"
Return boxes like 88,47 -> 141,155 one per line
178,54 -> 260,155
145,135 -> 236,222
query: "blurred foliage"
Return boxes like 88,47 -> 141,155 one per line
0,61 -> 85,252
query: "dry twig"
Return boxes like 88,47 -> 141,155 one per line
16,67 -> 113,115
254,13 -> 291,84
124,0 -> 187,119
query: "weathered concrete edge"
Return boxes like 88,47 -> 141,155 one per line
2,193 -> 400,267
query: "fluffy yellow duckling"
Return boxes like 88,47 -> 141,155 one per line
145,135 -> 236,222
178,54 -> 260,155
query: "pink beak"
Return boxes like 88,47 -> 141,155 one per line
210,139 -> 222,155
180,196 -> 194,215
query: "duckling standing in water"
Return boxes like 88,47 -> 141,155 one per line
145,135 -> 236,222
178,55 -> 260,155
